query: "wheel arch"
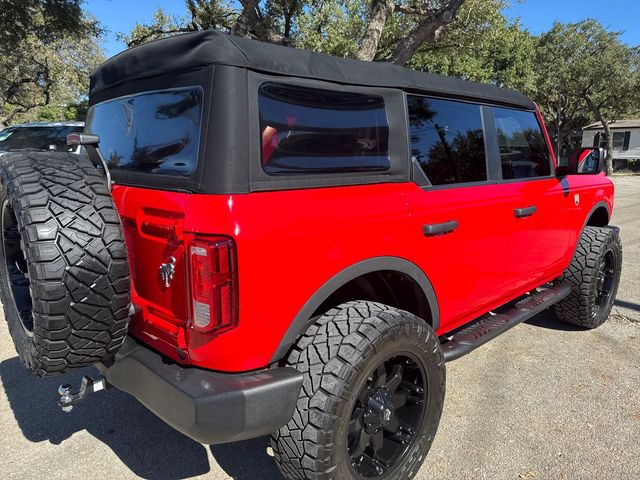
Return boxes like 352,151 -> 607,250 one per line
585,202 -> 610,227
270,257 -> 439,363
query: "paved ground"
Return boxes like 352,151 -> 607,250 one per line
0,178 -> 638,480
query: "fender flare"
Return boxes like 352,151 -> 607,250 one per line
571,200 -> 611,256
270,256 -> 440,363
580,200 -> 611,233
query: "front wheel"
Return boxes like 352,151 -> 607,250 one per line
554,226 -> 622,329
271,301 -> 445,480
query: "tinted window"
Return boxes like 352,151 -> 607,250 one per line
0,126 -> 83,152
408,96 -> 486,186
493,107 -> 551,179
85,88 -> 203,175
258,82 -> 390,175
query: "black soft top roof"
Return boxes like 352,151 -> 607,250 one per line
90,30 -> 536,110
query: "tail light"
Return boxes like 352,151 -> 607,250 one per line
188,236 -> 238,334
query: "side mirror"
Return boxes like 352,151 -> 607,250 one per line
556,147 -> 605,176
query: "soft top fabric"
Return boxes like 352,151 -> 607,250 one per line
90,30 -> 536,110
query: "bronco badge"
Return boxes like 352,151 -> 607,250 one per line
159,256 -> 176,287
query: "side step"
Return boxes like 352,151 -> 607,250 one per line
442,283 -> 571,362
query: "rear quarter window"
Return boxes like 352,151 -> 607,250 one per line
258,82 -> 390,175
85,87 -> 203,176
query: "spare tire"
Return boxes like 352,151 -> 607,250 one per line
0,151 -> 130,377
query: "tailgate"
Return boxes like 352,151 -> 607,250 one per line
112,185 -> 191,361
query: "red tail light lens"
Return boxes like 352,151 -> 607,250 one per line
189,237 -> 237,334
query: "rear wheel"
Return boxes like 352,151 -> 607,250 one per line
0,152 -> 131,377
271,301 -> 445,480
554,226 -> 622,329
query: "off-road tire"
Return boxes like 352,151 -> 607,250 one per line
270,301 -> 445,480
0,152 -> 130,377
554,226 -> 622,329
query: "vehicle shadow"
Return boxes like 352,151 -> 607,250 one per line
0,356 -> 206,478
0,355 -> 284,480
525,310 -> 583,331
210,438 -> 284,479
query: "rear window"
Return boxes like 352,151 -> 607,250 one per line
258,82 -> 390,175
0,125 -> 83,152
85,87 -> 203,176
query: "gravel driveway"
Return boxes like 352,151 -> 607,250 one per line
0,178 -> 638,480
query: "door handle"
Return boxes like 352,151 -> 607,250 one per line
514,206 -> 537,218
423,220 -> 458,237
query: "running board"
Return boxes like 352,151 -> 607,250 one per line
442,283 -> 571,362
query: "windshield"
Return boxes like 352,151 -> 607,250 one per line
85,87 -> 203,176
0,126 -> 83,152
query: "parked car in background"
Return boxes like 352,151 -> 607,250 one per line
0,121 -> 84,154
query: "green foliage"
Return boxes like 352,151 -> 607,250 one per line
0,1 -> 104,126
534,20 -> 640,167
409,0 -> 536,92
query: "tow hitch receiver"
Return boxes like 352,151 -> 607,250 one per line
57,375 -> 107,412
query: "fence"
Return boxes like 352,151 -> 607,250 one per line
612,158 -> 640,175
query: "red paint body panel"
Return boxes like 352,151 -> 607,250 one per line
112,169 -> 613,372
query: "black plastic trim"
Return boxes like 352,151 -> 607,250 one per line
514,206 -> 537,218
442,283 -> 571,362
102,338 -> 303,445
270,256 -> 440,363
423,220 -> 458,236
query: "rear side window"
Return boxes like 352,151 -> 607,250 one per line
85,87 -> 203,176
258,82 -> 390,175
493,107 -> 551,179
408,96 -> 487,186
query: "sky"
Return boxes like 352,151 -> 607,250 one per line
85,0 -> 640,59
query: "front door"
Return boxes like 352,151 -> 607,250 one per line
491,106 -> 573,291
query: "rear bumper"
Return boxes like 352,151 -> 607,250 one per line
99,338 -> 302,444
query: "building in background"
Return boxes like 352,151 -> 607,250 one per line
582,120 -> 640,173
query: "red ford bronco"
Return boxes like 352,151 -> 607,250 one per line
0,31 -> 622,480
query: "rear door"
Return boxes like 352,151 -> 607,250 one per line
405,95 -> 512,329
490,106 -> 573,291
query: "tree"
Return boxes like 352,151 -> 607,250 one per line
121,0 -> 470,66
409,0 -> 536,92
0,1 -> 103,126
535,20 -> 640,174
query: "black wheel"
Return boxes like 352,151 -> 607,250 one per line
554,226 -> 622,329
271,301 -> 445,480
0,151 -> 131,377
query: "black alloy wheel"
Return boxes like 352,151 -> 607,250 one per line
0,200 -> 33,334
594,248 -> 617,314
348,354 -> 427,478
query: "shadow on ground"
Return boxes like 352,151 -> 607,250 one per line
614,299 -> 640,313
524,310 -> 583,331
0,356 -> 282,480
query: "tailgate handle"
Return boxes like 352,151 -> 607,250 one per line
423,220 -> 458,237
514,206 -> 537,218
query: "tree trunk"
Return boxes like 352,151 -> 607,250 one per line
602,121 -> 614,176
584,95 -> 614,175
356,0 -> 395,61
232,0 -> 286,44
389,0 -> 465,66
